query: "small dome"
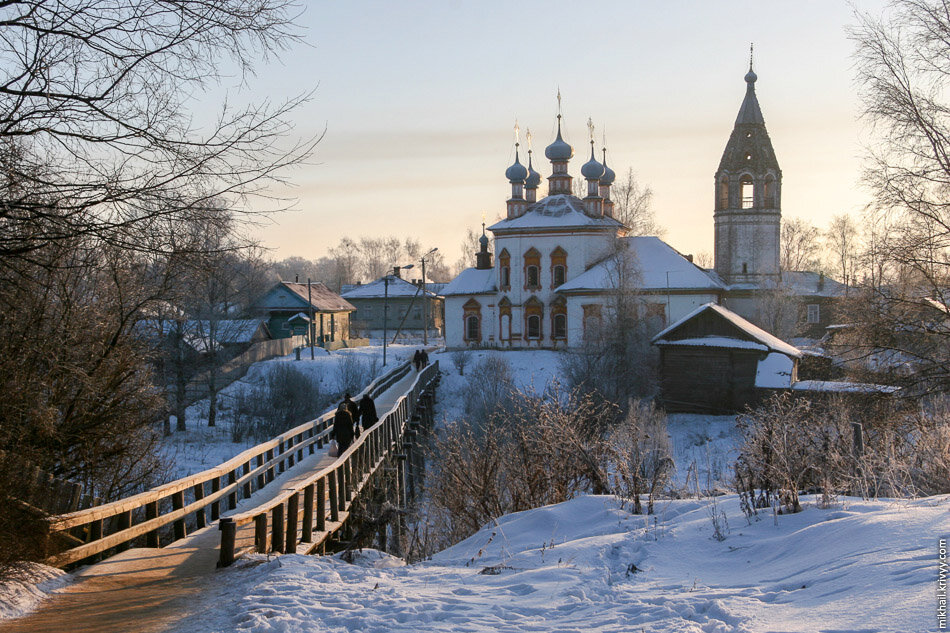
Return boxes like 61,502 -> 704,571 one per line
545,120 -> 574,161
581,146 -> 604,179
479,232 -> 489,248
600,163 -> 616,185
505,150 -> 527,183
525,152 -> 541,187
745,69 -> 757,84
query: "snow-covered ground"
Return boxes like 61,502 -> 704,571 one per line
179,493 -> 948,633
0,564 -> 68,621
161,344 -> 423,479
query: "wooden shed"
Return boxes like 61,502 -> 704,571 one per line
651,303 -> 803,413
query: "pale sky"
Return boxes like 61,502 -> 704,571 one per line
241,1 -> 889,267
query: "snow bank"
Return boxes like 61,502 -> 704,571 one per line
175,494 -> 948,633
0,564 -> 69,621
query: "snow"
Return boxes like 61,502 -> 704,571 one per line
0,564 -> 68,620
656,336 -> 770,352
793,380 -> 901,394
653,303 -> 803,359
160,344 -> 421,479
171,494 -> 949,633
488,194 -> 625,231
440,267 -> 496,296
341,276 -> 438,299
754,352 -> 795,388
557,236 -> 723,292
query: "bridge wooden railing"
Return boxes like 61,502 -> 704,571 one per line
217,360 -> 439,566
44,360 -> 417,568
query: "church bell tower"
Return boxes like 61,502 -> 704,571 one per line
714,51 -> 782,286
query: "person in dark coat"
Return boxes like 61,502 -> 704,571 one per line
412,349 -> 422,371
420,349 -> 429,369
359,393 -> 378,428
344,392 -> 360,435
332,402 -> 354,452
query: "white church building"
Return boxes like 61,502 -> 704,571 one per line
443,63 -> 839,349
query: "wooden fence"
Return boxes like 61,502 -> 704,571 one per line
217,361 -> 439,566
43,360 -> 419,568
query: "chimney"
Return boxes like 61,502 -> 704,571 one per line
393,266 -> 401,279
685,254 -> 694,263
295,274 -> 299,283
818,272 -> 825,292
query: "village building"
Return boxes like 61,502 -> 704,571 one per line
443,61 -> 846,349
341,272 -> 444,338
251,281 -> 355,346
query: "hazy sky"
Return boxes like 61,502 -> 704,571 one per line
241,0 -> 889,267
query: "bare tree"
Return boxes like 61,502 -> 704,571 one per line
612,169 -> 664,236
453,228 -> 481,276
825,214 -> 861,286
781,216 -> 822,272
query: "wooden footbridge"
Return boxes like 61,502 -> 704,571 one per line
0,360 -> 439,633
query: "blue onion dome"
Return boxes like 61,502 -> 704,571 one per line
525,150 -> 542,187
544,119 -> 574,161
745,68 -> 757,84
581,144 -> 604,179
600,148 -> 616,185
505,146 -> 528,182
479,232 -> 489,248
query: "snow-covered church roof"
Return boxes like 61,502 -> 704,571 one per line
488,194 -> 625,232
556,236 -> 723,293
441,267 -> 496,296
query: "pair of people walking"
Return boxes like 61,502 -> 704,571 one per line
412,348 -> 429,371
332,392 -> 378,454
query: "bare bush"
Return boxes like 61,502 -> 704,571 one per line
462,355 -> 516,424
337,353 -> 378,396
231,365 -> 328,442
608,400 -> 674,515
451,349 -> 470,376
735,392 -> 950,512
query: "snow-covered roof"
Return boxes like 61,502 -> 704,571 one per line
557,236 -> 723,293
488,194 -> 625,232
254,282 -> 355,312
792,380 -> 900,394
341,276 -> 439,300
655,337 -> 769,352
441,268 -> 497,296
652,302 -> 803,358
755,352 -> 795,388
722,271 -> 846,297
181,319 -> 268,352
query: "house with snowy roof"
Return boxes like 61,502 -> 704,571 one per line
251,281 -> 355,346
341,271 -> 443,337
443,62 -> 848,349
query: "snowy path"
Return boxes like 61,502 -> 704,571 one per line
0,367 -> 425,633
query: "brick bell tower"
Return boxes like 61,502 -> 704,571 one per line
714,49 -> 782,286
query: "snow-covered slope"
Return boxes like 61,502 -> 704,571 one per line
180,494 -> 947,633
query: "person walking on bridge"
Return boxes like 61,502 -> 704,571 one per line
359,393 -> 378,428
344,392 -> 361,436
332,402 -> 354,453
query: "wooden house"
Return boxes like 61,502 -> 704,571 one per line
652,303 -> 803,413
251,282 -> 355,346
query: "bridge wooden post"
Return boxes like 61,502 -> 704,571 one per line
172,490 -> 186,541
297,433 -> 305,462
279,440 -> 287,472
254,513 -> 267,553
266,448 -> 275,483
218,518 -> 236,567
116,510 -> 132,552
336,466 -> 346,513
286,492 -> 299,554
227,469 -> 237,510
302,484 -> 314,543
193,483 -> 206,529
211,476 -> 221,521
271,503 -> 284,553
242,461 -> 251,499
145,501 -> 159,548
308,429 -> 315,455
316,478 -> 326,532
328,472 -> 339,523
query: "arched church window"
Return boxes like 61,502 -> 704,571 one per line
718,178 -> 729,210
527,315 -> 541,339
740,175 -> 754,209
499,249 -> 510,291
553,314 -> 566,339
466,315 -> 480,341
524,248 -> 541,290
742,262 -> 748,274
550,246 -> 568,288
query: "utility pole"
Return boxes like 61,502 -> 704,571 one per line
307,278 -> 315,360
383,274 -> 389,367
421,247 -> 438,345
